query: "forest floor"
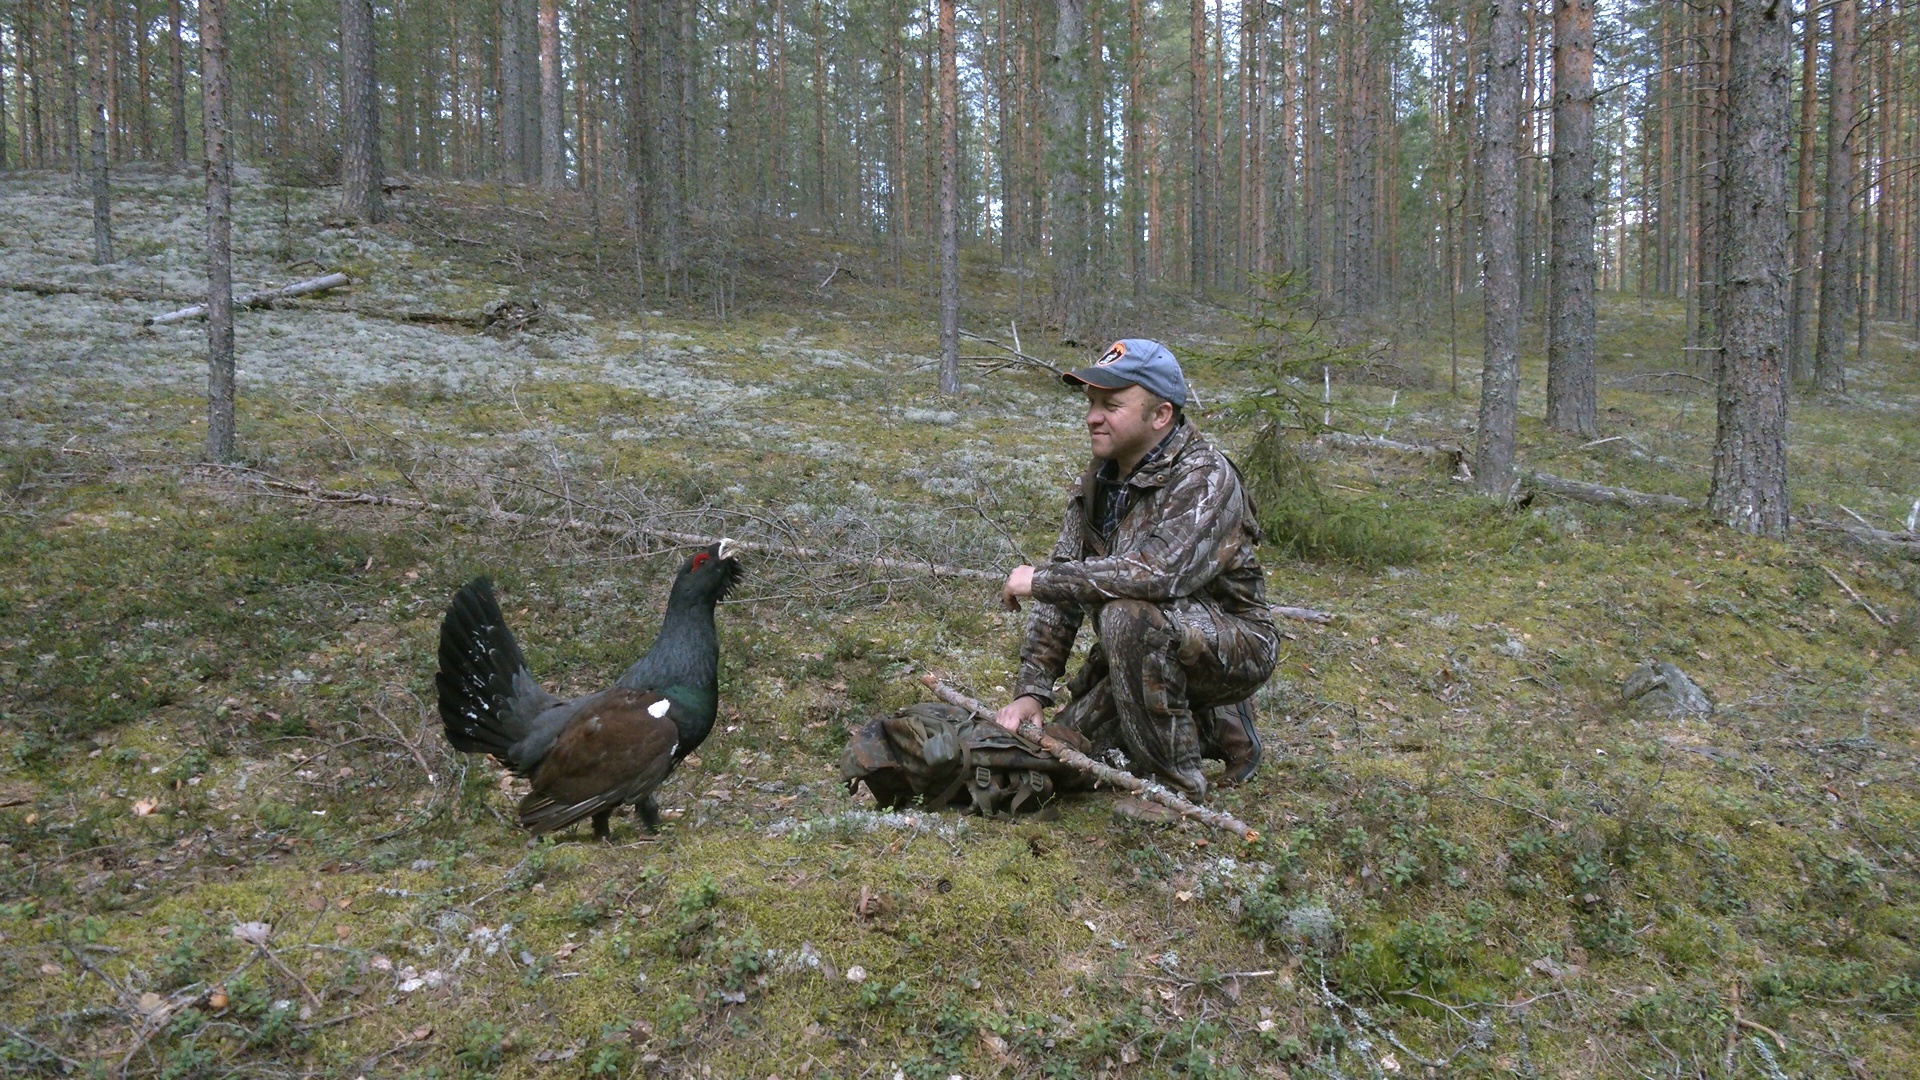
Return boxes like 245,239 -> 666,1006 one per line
3,168 -> 1919,1080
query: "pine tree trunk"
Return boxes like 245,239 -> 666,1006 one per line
502,0 -> 524,180
1188,0 -> 1206,297
937,0 -> 960,394
64,1 -> 81,183
887,0 -> 907,276
1088,0 -> 1105,284
811,0 -> 827,224
1047,0 -> 1088,340
1340,0 -> 1375,315
1545,0 -> 1595,435
1710,0 -> 1791,537
538,0 -> 562,187
1127,0 -> 1144,300
135,0 -> 152,158
1787,6 -> 1818,382
168,0 -> 186,167
201,0 -> 234,462
87,0 -> 112,262
1476,0 -> 1522,498
338,0 -> 382,223
0,11 -> 8,169
1302,10 -> 1320,296
1814,0 -> 1855,392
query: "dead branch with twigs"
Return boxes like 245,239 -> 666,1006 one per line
960,328 -> 1064,377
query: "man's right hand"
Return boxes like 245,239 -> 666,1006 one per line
995,695 -> 1045,733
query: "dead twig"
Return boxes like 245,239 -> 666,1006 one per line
203,465 -> 1004,583
1821,566 -> 1891,627
960,329 -> 1064,376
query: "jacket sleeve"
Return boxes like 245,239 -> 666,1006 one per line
1013,491 -> 1088,705
1027,456 -> 1249,607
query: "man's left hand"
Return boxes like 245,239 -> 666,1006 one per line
1001,565 -> 1035,611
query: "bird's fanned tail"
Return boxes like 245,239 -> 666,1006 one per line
435,577 -> 558,772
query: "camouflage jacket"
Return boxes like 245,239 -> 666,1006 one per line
1014,420 -> 1273,705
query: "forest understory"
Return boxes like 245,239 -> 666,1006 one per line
3,171 -> 1920,1079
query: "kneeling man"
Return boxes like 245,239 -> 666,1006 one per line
997,339 -> 1276,799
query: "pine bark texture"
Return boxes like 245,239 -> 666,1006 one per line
1787,9 -> 1818,382
1188,0 -> 1206,297
539,0 -> 563,187
1046,0 -> 1088,340
1340,0 -> 1376,315
87,0 -> 112,264
937,0 -> 960,394
338,0 -> 382,223
1126,0 -> 1145,301
168,0 -> 188,167
502,0 -> 526,179
1710,0 -> 1791,537
1475,0 -> 1522,497
202,0 -> 235,463
1814,0 -> 1856,392
1545,0 -> 1595,436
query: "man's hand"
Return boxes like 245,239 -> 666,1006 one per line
1001,565 -> 1036,612
995,694 -> 1044,733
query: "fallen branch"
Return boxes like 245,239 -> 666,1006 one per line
1526,471 -> 1697,511
920,674 -> 1258,842
1821,566 -> 1892,627
1802,519 -> 1920,561
144,271 -> 352,326
1316,430 -> 1464,463
210,468 -> 1003,582
1315,431 -> 1470,480
960,329 -> 1064,376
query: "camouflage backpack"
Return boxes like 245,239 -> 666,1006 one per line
839,702 -> 1094,818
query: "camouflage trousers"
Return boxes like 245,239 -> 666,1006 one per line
1054,598 -> 1278,800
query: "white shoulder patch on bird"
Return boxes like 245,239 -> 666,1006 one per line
647,698 -> 672,718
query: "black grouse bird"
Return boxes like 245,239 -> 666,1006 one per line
434,539 -> 741,840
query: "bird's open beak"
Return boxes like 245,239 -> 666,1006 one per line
716,537 -> 737,561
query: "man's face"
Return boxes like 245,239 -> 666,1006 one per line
1084,383 -> 1172,465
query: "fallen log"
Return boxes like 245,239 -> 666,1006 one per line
1315,431 -> 1471,481
919,675 -> 1258,841
1802,519 -> 1920,561
1525,472 -> 1697,511
144,271 -> 351,326
1316,431 -> 1464,462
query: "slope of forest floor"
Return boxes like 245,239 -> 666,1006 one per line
3,172 -> 1919,1079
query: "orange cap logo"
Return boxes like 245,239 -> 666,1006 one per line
1097,342 -> 1126,366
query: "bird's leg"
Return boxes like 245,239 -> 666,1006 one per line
637,795 -> 662,834
592,810 -> 613,842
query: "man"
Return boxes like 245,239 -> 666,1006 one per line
997,338 -> 1276,800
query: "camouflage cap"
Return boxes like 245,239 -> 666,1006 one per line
1062,339 -> 1187,408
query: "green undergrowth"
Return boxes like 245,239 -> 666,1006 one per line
5,175 -> 1920,1078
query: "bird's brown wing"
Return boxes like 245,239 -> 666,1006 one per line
518,688 -> 681,836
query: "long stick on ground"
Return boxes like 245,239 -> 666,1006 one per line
920,674 -> 1258,841
145,271 -> 352,325
213,470 -> 1345,622
211,468 -> 1003,582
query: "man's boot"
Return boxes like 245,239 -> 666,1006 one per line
1210,698 -> 1262,785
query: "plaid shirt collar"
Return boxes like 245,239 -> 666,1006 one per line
1092,423 -> 1184,541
